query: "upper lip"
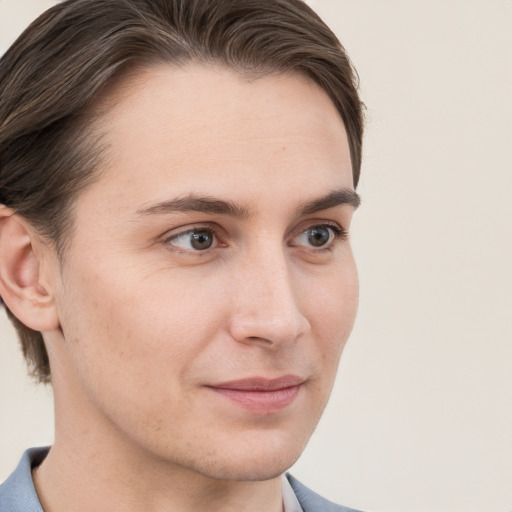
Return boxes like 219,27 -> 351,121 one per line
209,375 -> 305,391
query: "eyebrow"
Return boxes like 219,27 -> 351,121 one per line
135,195 -> 251,219
135,188 -> 360,219
297,189 -> 361,215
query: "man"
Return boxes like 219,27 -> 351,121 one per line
0,0 -> 364,511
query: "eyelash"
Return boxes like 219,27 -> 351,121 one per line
163,222 -> 347,255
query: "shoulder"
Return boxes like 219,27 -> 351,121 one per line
0,447 -> 48,512
286,473 -> 364,512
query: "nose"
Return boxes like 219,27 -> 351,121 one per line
228,245 -> 310,348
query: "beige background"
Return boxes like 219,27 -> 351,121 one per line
1,1 -> 511,511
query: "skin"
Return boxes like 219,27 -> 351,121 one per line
3,65 -> 359,512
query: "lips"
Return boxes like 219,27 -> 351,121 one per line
207,375 -> 304,413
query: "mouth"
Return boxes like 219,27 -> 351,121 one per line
206,375 -> 304,414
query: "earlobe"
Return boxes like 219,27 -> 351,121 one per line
0,205 -> 60,332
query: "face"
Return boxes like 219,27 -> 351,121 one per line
47,65 -> 359,481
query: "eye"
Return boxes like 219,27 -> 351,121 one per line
291,224 -> 342,249
167,228 -> 216,251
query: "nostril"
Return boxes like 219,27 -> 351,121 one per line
229,310 -> 310,347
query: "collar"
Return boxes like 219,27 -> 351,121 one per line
282,473 -> 304,512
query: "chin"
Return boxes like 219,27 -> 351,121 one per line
176,431 -> 310,482
192,453 -> 301,482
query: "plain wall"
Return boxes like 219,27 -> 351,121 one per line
1,1 -> 511,511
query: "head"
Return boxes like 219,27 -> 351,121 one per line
0,0 -> 363,480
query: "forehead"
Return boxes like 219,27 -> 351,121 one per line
82,64 -> 353,212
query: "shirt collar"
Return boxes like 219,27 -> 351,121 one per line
0,447 -> 47,512
282,474 -> 304,512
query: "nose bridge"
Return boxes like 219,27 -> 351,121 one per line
229,239 -> 309,346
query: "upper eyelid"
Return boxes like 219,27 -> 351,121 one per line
168,225 -> 217,239
163,222 -> 223,241
288,219 -> 346,238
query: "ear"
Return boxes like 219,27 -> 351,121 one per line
0,205 -> 60,332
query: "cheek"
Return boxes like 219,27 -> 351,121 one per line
55,266 -> 231,442
303,257 -> 359,363
58,255 -> 230,382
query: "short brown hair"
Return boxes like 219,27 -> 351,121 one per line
0,0 -> 364,383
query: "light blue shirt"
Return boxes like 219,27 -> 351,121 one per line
0,448 -> 45,512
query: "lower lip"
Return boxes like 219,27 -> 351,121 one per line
208,385 -> 302,413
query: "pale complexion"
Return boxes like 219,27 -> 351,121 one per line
0,65 -> 359,512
